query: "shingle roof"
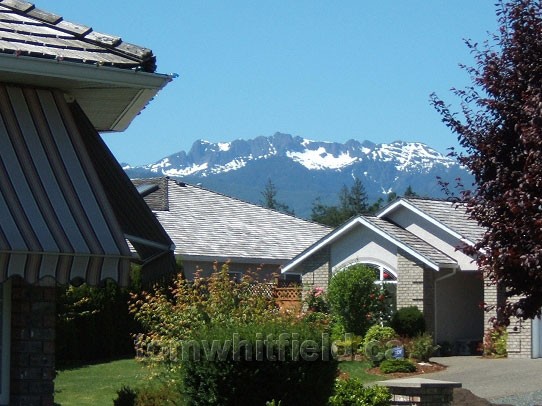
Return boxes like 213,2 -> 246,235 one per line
404,198 -> 484,243
132,178 -> 169,211
0,0 -> 156,72
133,178 -> 332,263
363,216 -> 457,268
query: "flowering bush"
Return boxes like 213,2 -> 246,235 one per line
304,286 -> 329,313
483,326 -> 507,358
129,263 -> 338,405
129,263 -> 278,382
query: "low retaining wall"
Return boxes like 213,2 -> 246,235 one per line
378,377 -> 461,406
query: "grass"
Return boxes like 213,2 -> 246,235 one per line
339,360 -> 388,383
54,357 -> 383,404
54,358 -> 148,406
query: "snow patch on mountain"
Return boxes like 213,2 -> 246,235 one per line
287,147 -> 357,170
218,142 -> 231,152
161,162 -> 209,177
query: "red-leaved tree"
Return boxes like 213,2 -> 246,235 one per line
431,0 -> 542,323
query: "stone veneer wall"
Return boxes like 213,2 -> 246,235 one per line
10,278 -> 55,406
507,317 -> 532,358
507,294 -> 532,359
483,283 -> 532,358
397,250 -> 435,336
301,246 -> 331,291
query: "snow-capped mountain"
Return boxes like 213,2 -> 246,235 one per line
125,133 -> 470,218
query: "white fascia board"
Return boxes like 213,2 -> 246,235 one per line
282,216 -> 444,273
281,219 -> 362,274
0,53 -> 172,89
377,199 -> 475,246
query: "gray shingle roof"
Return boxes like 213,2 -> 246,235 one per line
0,0 -> 156,72
133,178 -> 332,262
132,178 -> 169,211
363,216 -> 457,267
404,198 -> 484,243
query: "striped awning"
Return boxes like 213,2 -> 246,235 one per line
0,84 -> 171,286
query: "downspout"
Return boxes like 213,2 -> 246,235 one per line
433,266 -> 458,344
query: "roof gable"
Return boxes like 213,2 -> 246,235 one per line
282,215 -> 457,273
377,198 -> 484,245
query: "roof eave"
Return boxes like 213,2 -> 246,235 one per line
177,254 -> 287,266
0,53 -> 173,131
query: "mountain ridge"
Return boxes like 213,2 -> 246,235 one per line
124,132 -> 470,218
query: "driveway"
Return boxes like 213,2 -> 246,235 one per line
423,356 -> 542,405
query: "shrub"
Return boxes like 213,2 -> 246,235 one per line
113,386 -> 137,406
113,383 -> 183,406
130,263 -> 278,375
362,325 -> 400,366
330,316 -> 347,342
407,333 -> 439,362
182,320 -> 337,406
328,378 -> 391,406
483,326 -> 508,357
390,306 -> 425,337
379,359 -> 416,374
327,265 -> 391,337
333,334 -> 363,359
363,325 -> 397,348
135,384 -> 182,406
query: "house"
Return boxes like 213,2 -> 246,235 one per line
132,177 -> 332,281
0,1 -> 176,404
282,197 -> 539,359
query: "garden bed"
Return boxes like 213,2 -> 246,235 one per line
367,361 -> 447,378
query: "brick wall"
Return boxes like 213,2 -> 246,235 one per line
507,317 -> 532,358
301,246 -> 331,291
482,283 -> 532,358
507,294 -> 532,358
10,278 -> 55,406
397,250 -> 435,336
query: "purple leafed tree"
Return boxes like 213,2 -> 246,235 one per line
431,0 -> 542,323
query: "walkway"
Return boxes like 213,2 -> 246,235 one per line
424,356 -> 542,405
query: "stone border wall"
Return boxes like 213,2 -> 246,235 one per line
10,278 -> 55,406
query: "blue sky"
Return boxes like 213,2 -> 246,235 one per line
38,1 -> 499,165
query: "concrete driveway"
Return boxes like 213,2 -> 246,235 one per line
423,356 -> 542,404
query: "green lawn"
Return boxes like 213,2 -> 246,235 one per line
339,360 -> 388,383
54,358 -> 148,406
54,358 -> 383,405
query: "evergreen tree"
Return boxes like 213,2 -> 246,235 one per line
260,178 -> 294,215
404,185 -> 418,198
311,177 -> 369,227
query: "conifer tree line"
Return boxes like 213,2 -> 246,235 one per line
261,177 -> 418,227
